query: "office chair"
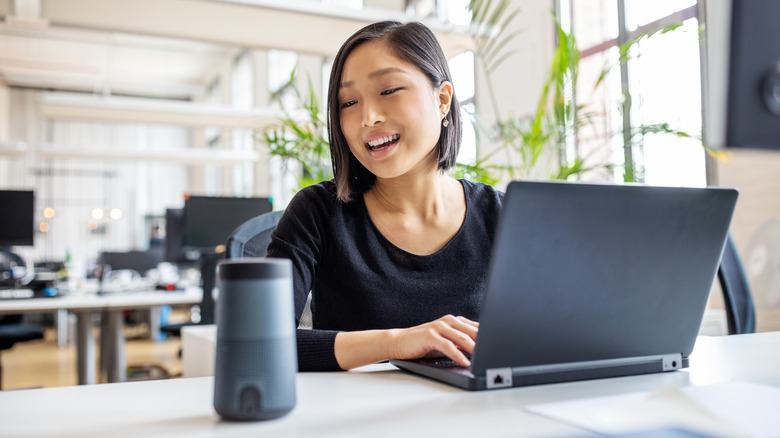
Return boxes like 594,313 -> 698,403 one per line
225,210 -> 285,259
717,234 -> 756,335
224,210 -> 312,328
0,315 -> 45,390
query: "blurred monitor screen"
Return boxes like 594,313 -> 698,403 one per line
98,250 -> 163,276
726,0 -> 780,149
0,190 -> 34,247
182,196 -> 272,250
164,208 -> 187,263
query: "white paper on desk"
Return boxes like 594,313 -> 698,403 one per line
525,381 -> 780,438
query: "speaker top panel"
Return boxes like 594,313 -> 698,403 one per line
218,258 -> 292,280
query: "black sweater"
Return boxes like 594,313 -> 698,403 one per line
266,179 -> 504,371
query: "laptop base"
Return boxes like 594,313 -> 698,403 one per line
391,354 -> 688,391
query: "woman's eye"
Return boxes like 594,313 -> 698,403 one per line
381,88 -> 399,96
341,100 -> 357,109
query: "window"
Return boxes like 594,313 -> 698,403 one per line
268,50 -> 299,111
322,0 -> 362,9
563,0 -> 705,187
204,79 -> 222,195
231,50 -> 255,196
444,0 -> 471,26
449,51 -> 477,166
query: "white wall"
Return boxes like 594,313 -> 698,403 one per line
478,1 -> 556,123
473,0 -> 556,189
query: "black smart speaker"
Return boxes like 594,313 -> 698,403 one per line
213,258 -> 297,421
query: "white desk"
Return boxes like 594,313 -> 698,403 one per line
0,288 -> 202,385
0,332 -> 777,437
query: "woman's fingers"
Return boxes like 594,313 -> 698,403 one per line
434,317 -> 476,346
392,315 -> 480,367
457,315 -> 480,329
431,333 -> 473,367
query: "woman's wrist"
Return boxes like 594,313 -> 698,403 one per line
382,328 -> 401,362
335,329 -> 399,370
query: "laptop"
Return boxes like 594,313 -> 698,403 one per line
391,180 -> 738,390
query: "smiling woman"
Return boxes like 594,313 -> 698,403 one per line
265,21 -> 504,372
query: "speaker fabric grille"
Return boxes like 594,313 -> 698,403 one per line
214,337 -> 296,417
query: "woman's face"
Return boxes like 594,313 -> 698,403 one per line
338,40 -> 452,181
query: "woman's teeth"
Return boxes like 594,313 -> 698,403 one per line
367,134 -> 400,151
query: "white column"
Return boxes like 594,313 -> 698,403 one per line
252,50 -> 272,199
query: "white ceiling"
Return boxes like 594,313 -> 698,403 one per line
0,21 -> 238,99
0,0 -> 472,100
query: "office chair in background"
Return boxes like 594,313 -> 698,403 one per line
718,234 -> 756,335
224,210 -> 312,329
225,210 -> 285,259
0,315 -> 44,390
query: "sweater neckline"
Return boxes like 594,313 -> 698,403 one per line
359,179 -> 470,259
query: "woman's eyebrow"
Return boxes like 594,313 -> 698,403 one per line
340,67 -> 409,89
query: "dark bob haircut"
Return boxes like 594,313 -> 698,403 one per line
327,21 -> 462,203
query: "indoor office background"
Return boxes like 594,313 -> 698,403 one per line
1,0 -> 779,389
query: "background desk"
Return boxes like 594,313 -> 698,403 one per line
0,288 -> 202,384
0,332 -> 777,437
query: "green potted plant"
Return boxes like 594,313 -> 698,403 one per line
258,70 -> 333,191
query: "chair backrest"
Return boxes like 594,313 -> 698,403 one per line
225,210 -> 285,259
717,234 -> 756,335
223,209 -> 313,328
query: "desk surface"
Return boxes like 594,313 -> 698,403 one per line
0,331 -> 778,438
0,287 -> 202,313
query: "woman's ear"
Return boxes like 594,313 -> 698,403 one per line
438,81 -> 454,115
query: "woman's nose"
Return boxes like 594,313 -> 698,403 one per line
361,100 -> 384,127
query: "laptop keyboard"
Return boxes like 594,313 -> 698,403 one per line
424,353 -> 471,368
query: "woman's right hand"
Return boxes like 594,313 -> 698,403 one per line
334,315 -> 479,370
387,315 -> 479,367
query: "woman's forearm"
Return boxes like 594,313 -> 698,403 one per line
333,329 -> 399,370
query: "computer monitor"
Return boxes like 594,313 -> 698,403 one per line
726,0 -> 780,149
181,196 -> 273,252
164,208 -> 189,263
0,190 -> 34,247
98,250 -> 164,276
